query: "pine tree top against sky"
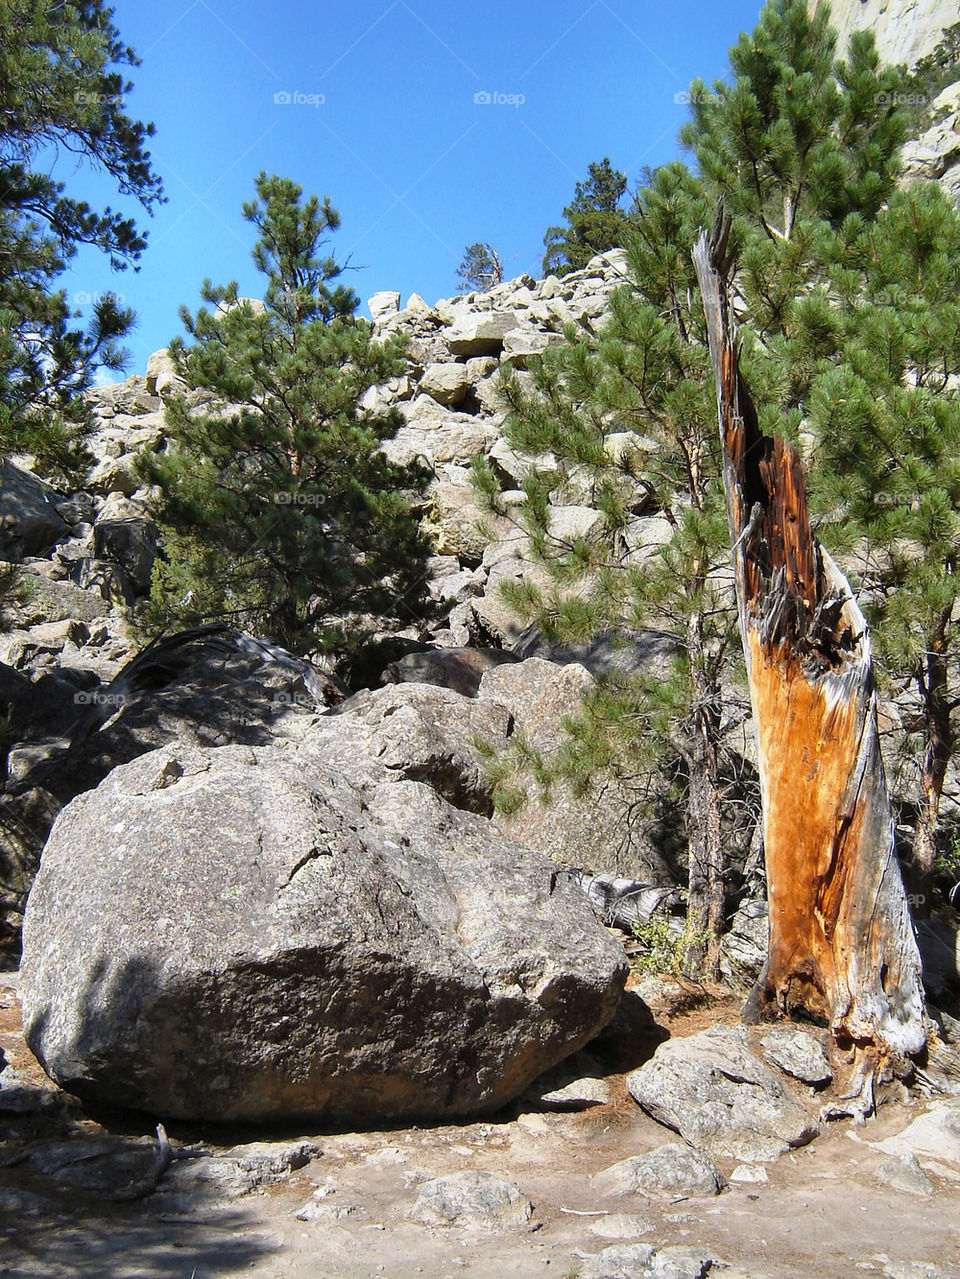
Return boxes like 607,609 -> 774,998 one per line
62,0 -> 761,371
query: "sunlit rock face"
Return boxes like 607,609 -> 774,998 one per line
809,0 -> 956,69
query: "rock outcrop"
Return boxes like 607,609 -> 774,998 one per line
19,741 -> 627,1123
809,0 -> 956,68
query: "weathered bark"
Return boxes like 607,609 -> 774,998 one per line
693,211 -> 926,1065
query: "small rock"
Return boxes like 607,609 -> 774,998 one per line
730,1164 -> 768,1184
883,1263 -> 955,1279
593,1143 -> 724,1199
535,1075 -> 611,1110
294,1200 -> 357,1222
576,1242 -> 656,1278
626,1026 -> 819,1162
587,1213 -> 655,1239
576,1242 -> 718,1279
368,291 -> 401,321
410,1170 -> 533,1229
760,1028 -> 833,1086
874,1153 -> 934,1196
419,362 -> 471,405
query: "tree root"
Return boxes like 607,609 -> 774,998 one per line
819,1050 -> 877,1125
112,1123 -> 174,1203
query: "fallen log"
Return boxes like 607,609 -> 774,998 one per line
692,210 -> 926,1107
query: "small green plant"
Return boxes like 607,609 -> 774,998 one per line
630,911 -> 712,979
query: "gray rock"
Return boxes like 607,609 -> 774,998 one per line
383,396 -> 497,467
21,742 -> 627,1123
409,1171 -> 533,1229
419,362 -> 471,405
718,898 -> 768,990
444,312 -> 520,356
477,658 -> 677,882
314,681 -> 511,814
213,296 -> 266,321
382,647 -> 517,697
144,347 -> 187,398
0,460 -> 69,557
729,1163 -> 768,1184
163,1140 -> 317,1201
527,1052 -> 611,1109
0,1187 -> 61,1216
87,453 -> 141,496
822,0 -> 956,70
626,1026 -> 819,1162
576,1242 -> 718,1279
0,1062 -> 56,1114
24,1136 -> 167,1194
5,569 -> 111,626
576,1243 -> 656,1278
501,329 -> 565,366
424,470 -> 506,563
93,494 -> 158,593
593,1143 -> 724,1199
55,493 -> 97,526
760,1028 -> 833,1086
875,1153 -> 935,1196
368,290 -> 401,321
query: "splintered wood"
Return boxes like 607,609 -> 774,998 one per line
693,211 -> 925,1061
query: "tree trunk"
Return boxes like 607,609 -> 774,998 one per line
913,626 -> 952,911
692,211 -> 926,1069
683,613 -> 725,978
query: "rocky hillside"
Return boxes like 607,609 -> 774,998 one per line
3,243 -> 960,956
0,250 -> 713,946
807,1 -> 960,201
809,0 -> 956,67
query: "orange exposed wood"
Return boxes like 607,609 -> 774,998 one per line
693,211 -> 926,1061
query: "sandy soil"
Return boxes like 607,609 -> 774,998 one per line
2,968 -> 959,1279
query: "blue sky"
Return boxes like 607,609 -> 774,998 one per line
65,0 -> 764,376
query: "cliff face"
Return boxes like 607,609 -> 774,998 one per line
810,0 -> 955,67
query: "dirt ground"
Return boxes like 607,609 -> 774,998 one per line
2,965 -> 959,1279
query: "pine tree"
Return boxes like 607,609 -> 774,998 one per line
456,242 -> 504,292
477,0 -> 923,973
796,182 -> 960,900
0,0 -> 163,481
541,158 -> 631,277
139,173 -> 433,657
477,162 -> 742,976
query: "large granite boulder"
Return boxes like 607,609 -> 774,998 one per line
20,742 -> 627,1123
